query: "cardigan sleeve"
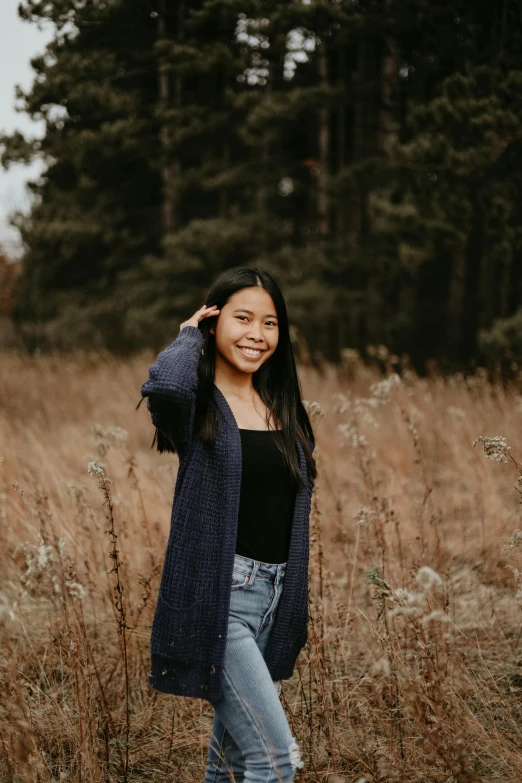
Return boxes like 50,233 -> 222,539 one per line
141,325 -> 204,456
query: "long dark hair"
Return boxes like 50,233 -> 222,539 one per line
139,266 -> 317,488
194,266 -> 316,489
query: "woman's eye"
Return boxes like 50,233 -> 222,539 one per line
237,316 -> 277,326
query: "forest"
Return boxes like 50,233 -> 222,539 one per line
2,0 -> 522,369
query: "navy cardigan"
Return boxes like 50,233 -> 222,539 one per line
141,325 -> 315,703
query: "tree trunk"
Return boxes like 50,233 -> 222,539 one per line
335,44 -> 346,242
318,44 -> 329,236
499,251 -> 512,318
219,142 -> 230,218
157,0 -> 179,234
344,38 -> 366,244
447,249 -> 468,355
257,134 -> 269,213
379,37 -> 398,152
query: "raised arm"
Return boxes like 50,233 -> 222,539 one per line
140,305 -> 220,458
141,326 -> 204,400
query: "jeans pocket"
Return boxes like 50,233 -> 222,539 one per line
231,569 -> 250,591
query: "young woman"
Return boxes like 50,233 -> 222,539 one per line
139,266 -> 317,782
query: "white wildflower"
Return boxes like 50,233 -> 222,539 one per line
302,400 -> 325,424
502,529 -> 522,552
389,586 -> 427,618
331,392 -> 352,415
354,399 -> 379,428
408,405 -> 423,424
392,588 -> 425,607
90,424 -> 128,457
355,505 -> 378,527
14,534 -> 59,598
334,374 -> 400,450
15,535 -> 86,601
37,542 -> 54,571
105,425 -> 128,444
87,460 -> 111,483
393,587 -> 410,603
368,373 -> 401,407
447,371 -> 464,387
367,343 -> 390,361
0,592 -> 15,625
416,566 -> 443,591
371,657 -> 391,677
337,422 -> 368,448
88,460 -> 104,477
421,610 -> 449,624
66,582 -> 86,601
472,436 -> 511,464
388,604 -> 422,619
447,406 -> 466,418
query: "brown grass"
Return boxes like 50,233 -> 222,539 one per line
0,347 -> 521,782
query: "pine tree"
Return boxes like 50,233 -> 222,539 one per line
2,0 -> 161,351
3,0 -> 522,366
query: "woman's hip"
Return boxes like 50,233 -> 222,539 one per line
228,553 -> 286,641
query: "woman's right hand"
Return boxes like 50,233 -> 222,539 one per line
180,304 -> 220,332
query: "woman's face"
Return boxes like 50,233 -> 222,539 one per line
210,287 -> 279,374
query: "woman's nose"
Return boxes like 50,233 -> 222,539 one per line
246,325 -> 264,340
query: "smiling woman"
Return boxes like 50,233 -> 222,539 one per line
232,307 -> 278,358
209,288 -> 281,425
139,265 -> 316,782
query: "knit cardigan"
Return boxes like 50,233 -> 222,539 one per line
141,325 -> 315,704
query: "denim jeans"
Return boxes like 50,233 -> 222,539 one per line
203,553 -> 303,783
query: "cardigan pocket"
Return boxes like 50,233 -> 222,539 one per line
150,591 -> 205,660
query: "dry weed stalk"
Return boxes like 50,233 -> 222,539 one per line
88,460 -> 131,783
1,352 -> 522,781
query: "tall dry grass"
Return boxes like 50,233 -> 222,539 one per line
0,347 -> 521,782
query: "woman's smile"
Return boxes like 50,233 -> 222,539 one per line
236,345 -> 266,360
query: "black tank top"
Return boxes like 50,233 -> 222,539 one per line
235,429 -> 297,564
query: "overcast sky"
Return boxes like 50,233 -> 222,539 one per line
0,1 -> 53,256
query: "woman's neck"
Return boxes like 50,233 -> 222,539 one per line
214,369 -> 255,402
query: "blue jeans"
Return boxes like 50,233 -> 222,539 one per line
204,554 -> 303,783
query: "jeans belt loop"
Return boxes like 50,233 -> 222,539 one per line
249,559 -> 259,587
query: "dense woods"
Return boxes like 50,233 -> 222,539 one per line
2,0 -> 522,367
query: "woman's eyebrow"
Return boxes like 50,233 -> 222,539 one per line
232,308 -> 278,319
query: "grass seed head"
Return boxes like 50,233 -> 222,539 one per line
472,435 -> 511,463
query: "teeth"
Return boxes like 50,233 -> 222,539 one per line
239,347 -> 262,356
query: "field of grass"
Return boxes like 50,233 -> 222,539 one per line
1,347 -> 521,782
